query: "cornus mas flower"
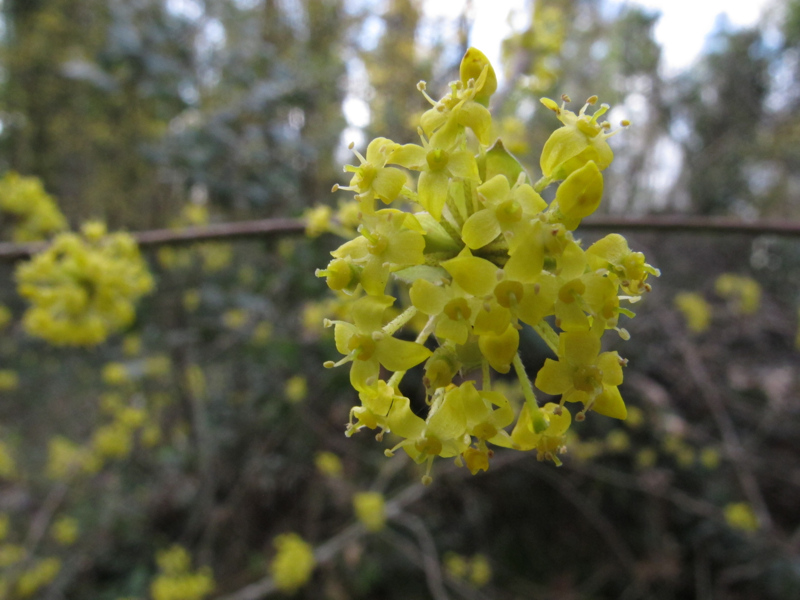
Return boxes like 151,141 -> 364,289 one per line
16,222 -> 154,346
313,47 -> 658,483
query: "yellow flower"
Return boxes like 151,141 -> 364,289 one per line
0,172 -> 67,241
0,370 -> 19,391
0,305 -> 12,329
269,533 -> 316,593
51,516 -> 79,546
674,292 -> 711,333
303,204 -> 333,238
16,224 -> 153,346
353,491 -> 386,532
714,273 -> 760,315
17,558 -> 61,597
315,46 -> 653,481
539,96 -> 618,181
103,362 -> 130,386
222,308 -> 248,330
284,375 -> 307,403
724,502 -> 759,533
535,331 -> 627,420
338,137 -> 407,204
314,451 -> 344,478
331,294 -> 431,393
151,546 -> 214,600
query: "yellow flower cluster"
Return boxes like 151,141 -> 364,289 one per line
0,172 -> 67,241
315,48 -> 658,482
714,273 -> 760,315
150,545 -> 214,600
674,291 -> 712,333
157,204 -> 233,273
269,533 -> 316,593
352,491 -> 386,532
443,552 -> 492,587
15,557 -> 61,598
16,222 -> 154,346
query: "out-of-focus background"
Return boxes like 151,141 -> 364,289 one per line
0,0 -> 799,598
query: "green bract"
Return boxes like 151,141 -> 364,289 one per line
313,47 -> 659,483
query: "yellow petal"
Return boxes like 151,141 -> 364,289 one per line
478,325 -> 519,374
461,210 -> 501,249
387,396 -> 426,438
447,150 -> 480,181
534,358 -> 572,395
374,336 -> 432,372
373,168 -> 407,203
410,279 -> 448,315
418,171 -> 449,220
556,161 -> 603,220
388,143 -> 427,169
476,174 -> 510,204
597,351 -> 624,386
593,385 -> 627,419
441,255 -> 499,297
560,331 -> 601,366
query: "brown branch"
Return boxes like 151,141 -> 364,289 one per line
0,218 -> 306,261
580,215 -> 800,236
0,215 -> 798,262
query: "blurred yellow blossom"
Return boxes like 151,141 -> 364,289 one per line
183,289 -> 201,312
16,222 -> 153,346
0,442 -> 15,478
700,447 -> 721,470
251,321 -> 273,345
314,451 -> 344,478
353,492 -> 386,532
0,544 -> 24,568
674,292 -> 711,333
635,447 -> 658,469
269,533 -> 316,593
715,274 -> 760,315
16,557 -> 61,598
0,305 -> 12,330
284,375 -> 307,403
122,334 -> 142,356
0,172 -> 67,241
223,308 -> 248,330
605,429 -> 630,453
724,502 -> 759,532
150,545 -> 214,600
51,516 -> 79,546
0,370 -> 19,391
102,362 -> 130,386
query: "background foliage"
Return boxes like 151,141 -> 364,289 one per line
0,0 -> 799,598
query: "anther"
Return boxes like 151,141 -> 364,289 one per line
348,141 -> 355,150
561,94 -> 572,103
323,361 -> 335,368
331,183 -> 339,192
621,119 -> 631,127
587,95 -> 598,105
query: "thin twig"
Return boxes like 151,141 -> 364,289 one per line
655,308 -> 775,532
0,214 -> 798,262
390,513 -> 450,600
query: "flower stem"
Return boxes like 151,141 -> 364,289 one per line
532,319 -> 560,355
387,316 -> 436,389
383,306 -> 418,337
512,353 -> 547,433
533,176 -> 552,194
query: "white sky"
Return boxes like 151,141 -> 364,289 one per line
423,0 -> 773,77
